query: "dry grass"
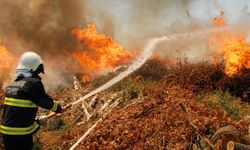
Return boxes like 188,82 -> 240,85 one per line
1,58 -> 250,149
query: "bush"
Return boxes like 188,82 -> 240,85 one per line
162,60 -> 225,94
197,90 -> 243,121
161,58 -> 250,98
112,76 -> 145,105
134,58 -> 169,80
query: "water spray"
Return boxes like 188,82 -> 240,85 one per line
68,29 -> 222,149
43,28 -> 222,120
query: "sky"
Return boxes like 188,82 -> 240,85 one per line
85,0 -> 250,48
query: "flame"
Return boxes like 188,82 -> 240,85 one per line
212,11 -> 225,27
0,43 -> 15,82
81,74 -> 92,82
69,24 -> 136,75
209,12 -> 250,76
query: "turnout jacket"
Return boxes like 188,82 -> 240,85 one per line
1,75 -> 61,135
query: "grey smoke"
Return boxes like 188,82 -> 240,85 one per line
0,0 -> 86,54
0,0 -> 87,90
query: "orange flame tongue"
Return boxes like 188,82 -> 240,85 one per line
0,44 -> 15,82
209,12 -> 250,76
222,34 -> 250,75
212,11 -> 225,27
81,74 -> 92,82
70,24 -> 135,74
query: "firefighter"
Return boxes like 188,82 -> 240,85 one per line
1,51 -> 63,150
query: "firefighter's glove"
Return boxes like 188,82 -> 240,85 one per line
36,115 -> 47,126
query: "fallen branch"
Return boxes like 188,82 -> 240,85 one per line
227,141 -> 250,150
98,99 -> 113,114
69,122 -> 98,150
82,101 -> 92,121
70,98 -> 121,150
76,98 -> 121,126
180,103 -> 214,149
73,76 -> 81,90
90,96 -> 98,108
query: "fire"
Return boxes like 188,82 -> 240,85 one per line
0,44 -> 15,82
212,11 -> 225,27
69,24 -> 136,76
209,12 -> 250,76
81,74 -> 92,82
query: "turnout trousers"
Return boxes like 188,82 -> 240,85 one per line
3,134 -> 33,150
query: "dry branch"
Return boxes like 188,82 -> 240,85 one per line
82,101 -> 92,121
227,141 -> 250,150
70,98 -> 121,149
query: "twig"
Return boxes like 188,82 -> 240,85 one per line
90,96 -> 98,108
82,101 -> 92,121
72,114 -> 84,125
98,99 -> 113,114
227,141 -> 250,150
70,98 -> 121,150
73,76 -> 81,90
179,103 -> 214,149
69,122 -> 98,150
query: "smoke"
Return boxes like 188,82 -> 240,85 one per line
0,0 -> 86,54
84,0 -> 191,49
188,0 -> 250,25
0,0 -> 87,90
82,0 -> 203,62
85,0 -> 250,61
41,66 -> 72,93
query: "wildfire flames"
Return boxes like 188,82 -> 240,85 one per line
209,12 -> 250,76
0,44 -> 15,82
212,11 -> 225,27
81,74 -> 92,82
70,24 -> 136,79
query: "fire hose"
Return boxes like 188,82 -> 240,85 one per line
36,29 -> 224,149
39,103 -> 72,119
35,103 -> 72,125
36,32 -> 159,121
38,29 -> 220,121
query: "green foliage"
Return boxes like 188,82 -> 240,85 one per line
112,76 -> 145,105
197,90 -> 243,120
57,120 -> 68,131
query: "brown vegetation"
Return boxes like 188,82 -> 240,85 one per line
1,58 -> 250,149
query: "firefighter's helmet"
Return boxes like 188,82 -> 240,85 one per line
16,51 -> 44,73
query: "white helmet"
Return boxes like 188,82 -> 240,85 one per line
16,51 -> 44,73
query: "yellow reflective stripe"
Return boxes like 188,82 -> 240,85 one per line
4,97 -> 37,108
51,101 -> 58,112
5,97 -> 32,103
0,122 -> 39,135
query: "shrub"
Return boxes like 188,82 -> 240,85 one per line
197,90 -> 244,121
